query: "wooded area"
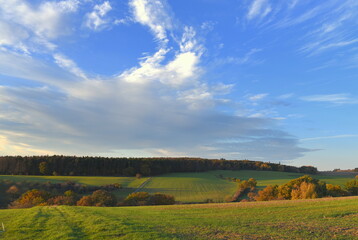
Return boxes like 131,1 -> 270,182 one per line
0,156 -> 317,176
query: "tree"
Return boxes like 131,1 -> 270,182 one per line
140,164 -> 151,176
254,185 -> 279,201
345,179 -> 358,195
39,162 -> 49,175
291,182 -> 318,200
123,167 -> 135,176
277,175 -> 326,200
10,189 -> 50,208
91,190 -> 117,206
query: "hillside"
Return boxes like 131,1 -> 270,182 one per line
1,170 -> 354,203
0,197 -> 357,239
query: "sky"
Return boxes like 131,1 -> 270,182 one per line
0,0 -> 357,170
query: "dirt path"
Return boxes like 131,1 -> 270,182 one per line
133,177 -> 153,193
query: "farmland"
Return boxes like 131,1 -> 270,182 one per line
0,170 -> 355,203
140,170 -> 354,202
0,196 -> 357,239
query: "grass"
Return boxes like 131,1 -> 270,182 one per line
140,170 -> 355,202
0,175 -> 149,200
140,172 -> 238,202
0,175 -> 148,188
0,170 -> 354,202
0,197 -> 357,239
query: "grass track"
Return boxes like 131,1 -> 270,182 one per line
0,197 -> 357,239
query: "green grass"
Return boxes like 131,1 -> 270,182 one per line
140,170 -> 354,202
0,197 -> 357,239
140,172 -> 238,202
1,171 -> 354,203
0,175 -> 149,200
0,175 -> 148,188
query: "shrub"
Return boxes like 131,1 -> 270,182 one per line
91,190 -> 117,206
326,184 -> 349,197
277,175 -> 326,200
291,182 -> 318,200
255,185 -> 279,201
123,192 -> 150,206
76,190 -> 117,206
10,189 -> 51,208
47,196 -> 76,205
345,179 -> 358,195
77,196 -> 93,206
148,193 -> 175,205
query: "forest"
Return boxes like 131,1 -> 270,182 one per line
0,155 -> 317,176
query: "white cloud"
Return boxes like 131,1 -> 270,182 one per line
53,54 -> 87,80
0,0 -> 308,161
0,0 -> 80,54
0,0 -> 79,39
247,0 -> 272,20
249,93 -> 268,101
84,1 -> 112,31
130,0 -> 172,43
301,94 -> 358,105
301,134 -> 358,142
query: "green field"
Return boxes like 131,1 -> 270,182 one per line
0,175 -> 149,201
0,197 -> 356,239
140,170 -> 354,202
0,171 -> 355,203
0,175 -> 148,188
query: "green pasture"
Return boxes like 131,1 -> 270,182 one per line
0,170 -> 355,202
0,197 -> 357,239
140,172 -> 237,202
0,175 -> 148,188
140,170 -> 354,202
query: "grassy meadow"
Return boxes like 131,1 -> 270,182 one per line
0,196 -> 356,239
0,170 -> 355,203
140,170 -> 354,202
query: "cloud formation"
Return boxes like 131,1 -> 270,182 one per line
301,94 -> 358,105
84,1 -> 112,31
0,0 -> 309,161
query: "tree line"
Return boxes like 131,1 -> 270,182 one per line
0,155 -> 318,176
248,175 -> 358,201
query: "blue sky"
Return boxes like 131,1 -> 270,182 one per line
0,0 -> 357,170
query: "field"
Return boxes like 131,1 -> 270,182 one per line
140,170 -> 354,202
0,171 -> 355,203
0,196 -> 356,239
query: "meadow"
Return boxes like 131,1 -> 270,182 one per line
0,170 -> 355,203
140,170 -> 354,202
0,196 -> 356,239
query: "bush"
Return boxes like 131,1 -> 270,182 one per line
326,184 -> 349,197
148,193 -> 175,205
47,196 -> 76,206
77,196 -> 93,206
277,175 -> 326,200
10,189 -> 51,208
123,192 -> 150,206
76,190 -> 117,207
254,185 -> 279,201
291,182 -> 318,200
345,179 -> 358,195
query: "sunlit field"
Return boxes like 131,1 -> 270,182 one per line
0,197 -> 356,239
